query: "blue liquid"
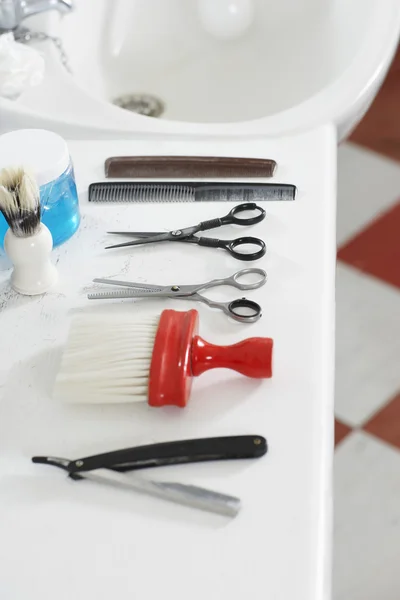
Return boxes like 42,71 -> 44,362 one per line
0,162 -> 80,249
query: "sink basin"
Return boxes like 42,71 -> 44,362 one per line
1,0 -> 400,139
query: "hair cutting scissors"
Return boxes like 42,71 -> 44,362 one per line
105,202 -> 266,261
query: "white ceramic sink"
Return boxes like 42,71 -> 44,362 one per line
0,0 -> 400,139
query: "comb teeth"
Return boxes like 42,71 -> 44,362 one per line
89,183 -> 196,203
88,182 -> 297,203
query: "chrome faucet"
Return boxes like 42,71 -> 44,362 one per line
0,0 -> 73,32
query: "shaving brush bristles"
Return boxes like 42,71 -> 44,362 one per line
54,313 -> 161,404
0,167 -> 41,237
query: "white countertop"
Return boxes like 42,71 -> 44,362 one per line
0,126 -> 335,600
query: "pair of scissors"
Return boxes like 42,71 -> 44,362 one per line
105,202 -> 266,261
88,268 -> 267,323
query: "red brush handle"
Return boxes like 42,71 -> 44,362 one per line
190,335 -> 273,379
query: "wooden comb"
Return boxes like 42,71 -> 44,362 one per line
105,156 -> 277,179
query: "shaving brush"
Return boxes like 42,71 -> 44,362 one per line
0,167 -> 57,295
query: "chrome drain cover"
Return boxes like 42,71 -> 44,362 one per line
112,94 -> 164,117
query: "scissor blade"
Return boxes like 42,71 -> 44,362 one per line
105,232 -> 173,250
107,231 -> 165,237
93,278 -> 164,291
88,290 -> 171,300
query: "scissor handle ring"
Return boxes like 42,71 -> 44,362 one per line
227,299 -> 262,323
226,203 -> 266,226
226,237 -> 266,261
231,268 -> 267,289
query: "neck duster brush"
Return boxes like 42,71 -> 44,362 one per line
54,309 -> 273,407
0,167 -> 57,295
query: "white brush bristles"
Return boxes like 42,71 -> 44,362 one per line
0,167 -> 41,237
54,313 -> 160,404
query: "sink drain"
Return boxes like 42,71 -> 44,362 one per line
112,94 -> 165,117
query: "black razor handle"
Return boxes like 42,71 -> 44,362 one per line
67,435 -> 267,474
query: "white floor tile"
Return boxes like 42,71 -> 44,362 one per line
334,431 -> 400,600
335,263 -> 400,426
337,143 -> 400,245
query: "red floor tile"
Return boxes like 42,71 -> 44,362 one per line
363,392 -> 400,450
337,201 -> 400,289
335,419 -> 353,446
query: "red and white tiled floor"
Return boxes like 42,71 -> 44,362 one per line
334,139 -> 400,599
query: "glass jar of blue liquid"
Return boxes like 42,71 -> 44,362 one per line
0,129 -> 80,249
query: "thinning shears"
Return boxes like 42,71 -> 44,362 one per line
88,268 -> 267,323
105,202 -> 266,261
